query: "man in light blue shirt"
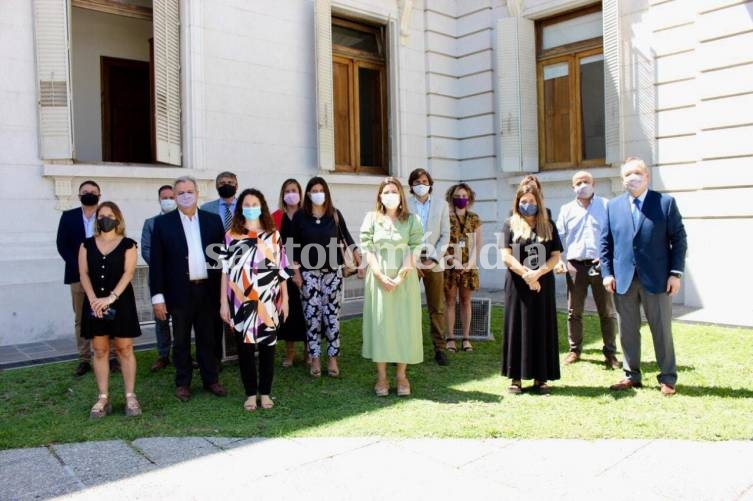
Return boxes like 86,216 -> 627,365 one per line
200,171 -> 238,232
554,171 -> 619,369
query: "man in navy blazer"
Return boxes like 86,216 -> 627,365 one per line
56,180 -> 117,376
150,176 -> 227,401
600,157 -> 687,395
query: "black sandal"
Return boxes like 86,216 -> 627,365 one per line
533,380 -> 551,395
446,338 -> 457,353
508,380 -> 522,395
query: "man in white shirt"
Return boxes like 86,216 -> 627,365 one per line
407,168 -> 451,366
554,171 -> 619,369
150,176 -> 227,401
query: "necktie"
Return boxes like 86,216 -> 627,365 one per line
632,198 -> 641,229
223,204 -> 232,230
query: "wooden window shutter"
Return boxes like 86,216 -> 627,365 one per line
602,0 -> 622,165
33,0 -> 73,160
315,0 -> 335,171
153,0 -> 181,165
496,17 -> 538,173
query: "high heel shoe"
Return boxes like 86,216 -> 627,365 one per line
124,393 -> 141,417
310,358 -> 321,378
327,357 -> 340,378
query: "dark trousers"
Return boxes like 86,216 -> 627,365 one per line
421,268 -> 446,352
154,316 -> 172,359
237,337 -> 275,396
171,282 -> 220,388
565,260 -> 617,355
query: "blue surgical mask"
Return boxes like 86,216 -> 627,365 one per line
243,207 -> 261,221
518,202 -> 539,217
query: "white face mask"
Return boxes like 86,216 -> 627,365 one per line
176,192 -> 196,209
309,192 -> 326,206
574,183 -> 594,199
624,173 -> 644,193
381,193 -> 401,210
412,184 -> 430,198
160,199 -> 177,213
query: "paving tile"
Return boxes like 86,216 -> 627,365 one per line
598,440 -> 753,500
131,437 -> 222,467
393,437 -> 514,468
0,446 -> 82,500
52,440 -> 155,487
460,439 -> 650,491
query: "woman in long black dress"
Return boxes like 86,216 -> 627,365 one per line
500,183 -> 562,395
272,179 -> 308,368
79,201 -> 142,417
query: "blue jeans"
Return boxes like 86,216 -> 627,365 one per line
154,316 -> 172,359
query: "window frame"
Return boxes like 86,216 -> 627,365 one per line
536,4 -> 605,171
331,16 -> 388,175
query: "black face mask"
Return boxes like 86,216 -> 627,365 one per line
80,193 -> 100,207
97,217 -> 118,233
217,184 -> 237,199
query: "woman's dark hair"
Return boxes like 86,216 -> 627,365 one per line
230,188 -> 276,235
302,176 -> 335,218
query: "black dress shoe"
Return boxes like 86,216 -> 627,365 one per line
74,361 -> 91,377
434,351 -> 449,366
109,358 -> 121,374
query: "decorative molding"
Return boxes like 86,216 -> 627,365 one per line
399,0 -> 413,45
72,0 -> 153,20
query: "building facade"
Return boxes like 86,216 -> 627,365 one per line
1,0 -> 751,346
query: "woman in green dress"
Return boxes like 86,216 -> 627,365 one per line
360,177 -> 424,397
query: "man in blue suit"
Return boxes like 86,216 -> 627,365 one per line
56,180 -> 119,376
600,157 -> 687,396
150,176 -> 227,401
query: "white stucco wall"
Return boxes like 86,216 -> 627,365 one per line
70,7 -> 153,162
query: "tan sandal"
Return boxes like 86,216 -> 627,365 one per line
260,395 -> 274,409
327,358 -> 340,378
243,396 -> 257,411
125,393 -> 141,417
310,358 -> 321,378
462,339 -> 474,352
374,379 -> 389,397
446,338 -> 457,353
396,377 -> 411,397
90,394 -> 111,419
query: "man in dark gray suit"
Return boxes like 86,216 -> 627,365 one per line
200,171 -> 238,232
141,184 -> 176,372
600,157 -> 687,396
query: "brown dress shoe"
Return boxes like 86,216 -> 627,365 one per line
150,357 -> 170,372
660,383 -> 676,396
605,354 -> 621,370
175,386 -> 191,402
563,352 -> 580,365
610,378 -> 642,391
109,358 -> 121,374
74,361 -> 91,377
204,382 -> 227,397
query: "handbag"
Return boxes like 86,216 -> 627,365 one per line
333,210 -> 359,277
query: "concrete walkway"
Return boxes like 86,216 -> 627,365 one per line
2,437 -> 753,500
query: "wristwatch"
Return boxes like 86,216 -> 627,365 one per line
669,271 -> 683,279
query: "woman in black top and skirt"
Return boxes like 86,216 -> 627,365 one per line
289,177 -> 360,378
272,179 -> 308,368
79,201 -> 142,417
500,183 -> 562,395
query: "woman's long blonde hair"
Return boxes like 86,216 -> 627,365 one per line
509,183 -> 552,242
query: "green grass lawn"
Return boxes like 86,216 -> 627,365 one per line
1,306 -> 752,449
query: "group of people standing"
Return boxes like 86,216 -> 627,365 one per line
55,155 -> 687,417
